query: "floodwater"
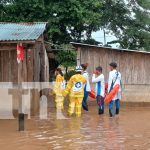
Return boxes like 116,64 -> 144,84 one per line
0,106 -> 150,150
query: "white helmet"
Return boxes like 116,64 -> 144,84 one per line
75,66 -> 83,72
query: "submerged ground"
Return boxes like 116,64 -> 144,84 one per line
0,105 -> 150,150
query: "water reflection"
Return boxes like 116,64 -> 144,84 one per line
1,106 -> 150,150
31,108 -> 125,150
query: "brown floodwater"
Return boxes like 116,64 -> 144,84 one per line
0,105 -> 150,150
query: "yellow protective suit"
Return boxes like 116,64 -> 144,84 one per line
63,74 -> 86,117
54,74 -> 65,110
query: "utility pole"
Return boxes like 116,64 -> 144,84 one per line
103,28 -> 106,46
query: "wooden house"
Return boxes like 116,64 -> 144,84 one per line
0,22 -> 49,117
0,22 -> 49,82
72,42 -> 150,103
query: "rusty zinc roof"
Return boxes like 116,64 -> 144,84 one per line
0,22 -> 47,41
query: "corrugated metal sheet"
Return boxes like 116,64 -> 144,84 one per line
0,22 -> 47,41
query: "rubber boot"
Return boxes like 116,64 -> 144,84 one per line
109,109 -> 113,117
116,108 -> 119,115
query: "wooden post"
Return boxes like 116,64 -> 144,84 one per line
17,42 -> 25,131
18,60 -> 24,131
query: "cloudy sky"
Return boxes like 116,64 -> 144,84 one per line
92,30 -> 119,48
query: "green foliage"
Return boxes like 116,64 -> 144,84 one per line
0,0 -> 150,51
82,38 -> 102,45
0,0 -> 102,44
0,0 -> 48,22
131,0 -> 150,50
64,70 -> 76,81
54,44 -> 76,78
48,0 -> 102,43
0,0 -> 100,72
55,44 -> 77,69
136,0 -> 150,10
100,0 -> 150,50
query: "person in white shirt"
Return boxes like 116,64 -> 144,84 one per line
92,66 -> 105,115
81,63 -> 91,111
108,62 -> 122,117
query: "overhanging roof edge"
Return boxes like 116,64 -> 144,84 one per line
70,42 -> 150,54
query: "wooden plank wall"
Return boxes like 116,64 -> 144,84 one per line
80,46 -> 150,85
0,50 -> 18,82
0,44 -> 36,82
34,41 -> 49,82
0,42 -> 49,116
0,42 -> 49,83
33,42 -> 41,82
33,41 -> 49,82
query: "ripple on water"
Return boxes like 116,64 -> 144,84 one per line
13,107 -> 149,150
30,116 -> 125,150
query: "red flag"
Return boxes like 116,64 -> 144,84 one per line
17,44 -> 24,63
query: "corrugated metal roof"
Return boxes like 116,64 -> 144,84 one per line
71,42 -> 150,54
0,22 -> 47,41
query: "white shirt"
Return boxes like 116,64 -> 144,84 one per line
108,69 -> 122,100
92,74 -> 105,97
82,71 -> 91,92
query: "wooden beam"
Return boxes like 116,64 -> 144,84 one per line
0,45 -> 16,50
36,36 -> 43,42
0,40 -> 35,44
0,43 -> 35,51
0,48 -> 16,51
18,61 -> 25,131
0,49 -> 16,51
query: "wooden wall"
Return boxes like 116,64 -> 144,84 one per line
0,42 -> 49,83
0,42 -> 50,116
79,46 -> 150,85
0,44 -> 34,82
33,41 -> 41,82
0,50 -> 18,82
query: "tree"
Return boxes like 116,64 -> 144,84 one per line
1,0 -> 150,60
1,0 -> 149,50
55,44 -> 77,76
49,0 -> 102,43
136,0 -> 150,10
0,0 -> 102,80
124,0 -> 150,50
100,0 -> 150,50
0,0 -> 102,44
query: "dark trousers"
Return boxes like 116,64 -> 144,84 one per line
82,90 -> 89,107
96,95 -> 104,113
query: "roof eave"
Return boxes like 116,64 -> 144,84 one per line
70,42 -> 150,54
0,40 -> 36,44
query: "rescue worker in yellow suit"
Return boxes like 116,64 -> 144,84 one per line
62,66 -> 86,117
53,68 -> 65,110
